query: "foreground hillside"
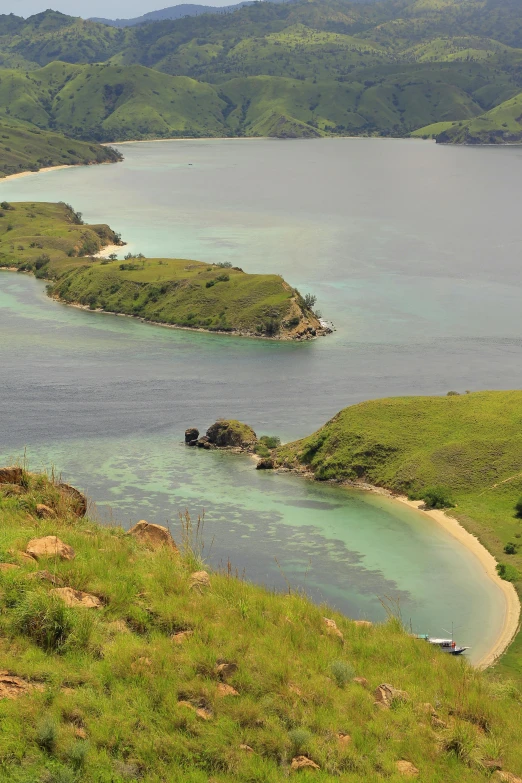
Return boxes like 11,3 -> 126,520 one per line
0,469 -> 521,782
1,1 -> 522,141
0,202 -> 323,339
275,391 -> 522,674
0,121 -> 122,177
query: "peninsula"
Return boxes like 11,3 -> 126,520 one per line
0,201 -> 326,340
1,467 -> 522,782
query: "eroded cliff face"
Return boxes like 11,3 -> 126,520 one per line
277,293 -> 331,341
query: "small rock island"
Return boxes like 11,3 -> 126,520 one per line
186,419 -> 278,468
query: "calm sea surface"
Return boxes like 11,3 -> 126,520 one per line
1,138 -> 521,661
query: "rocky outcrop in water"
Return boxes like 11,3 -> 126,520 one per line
186,419 -> 258,451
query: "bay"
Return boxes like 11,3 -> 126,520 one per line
1,137 -> 520,662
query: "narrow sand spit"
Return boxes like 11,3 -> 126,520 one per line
390,494 -> 520,669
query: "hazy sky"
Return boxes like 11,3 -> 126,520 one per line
2,0 -> 231,18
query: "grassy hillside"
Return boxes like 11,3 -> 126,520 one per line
0,63 -> 228,142
433,91 -> 522,143
275,391 -> 522,675
0,202 -> 121,272
0,202 -> 322,339
50,258 -> 323,339
0,469 -> 521,782
0,120 -> 122,178
0,59 -> 514,141
1,2 -> 522,141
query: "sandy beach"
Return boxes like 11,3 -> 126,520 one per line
93,244 -> 125,258
1,164 -> 76,182
386,493 -> 520,669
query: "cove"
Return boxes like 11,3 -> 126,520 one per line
1,138 -> 521,663
0,270 -> 508,665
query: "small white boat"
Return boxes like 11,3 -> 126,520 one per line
417,634 -> 469,655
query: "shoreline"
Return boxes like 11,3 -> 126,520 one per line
59,299 -> 326,342
0,160 -> 119,183
347,481 -> 520,669
1,164 -> 76,182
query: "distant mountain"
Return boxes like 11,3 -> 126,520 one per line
90,2 -> 260,28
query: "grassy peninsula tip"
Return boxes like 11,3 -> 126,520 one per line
1,468 -> 522,782
0,202 -> 326,340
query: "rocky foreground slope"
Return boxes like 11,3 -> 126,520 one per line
0,467 -> 522,782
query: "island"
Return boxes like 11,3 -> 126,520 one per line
0,201 -> 328,340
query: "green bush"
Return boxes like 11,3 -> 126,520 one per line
12,591 -> 94,653
36,717 -> 57,752
496,562 -> 520,582
515,497 -> 522,519
288,728 -> 312,755
330,659 -> 355,688
410,486 -> 455,510
260,435 -> 281,449
255,443 -> 271,458
504,542 -> 517,555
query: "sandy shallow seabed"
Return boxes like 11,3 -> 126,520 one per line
389,494 -> 520,669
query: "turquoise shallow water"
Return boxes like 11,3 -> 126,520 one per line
1,138 -> 520,661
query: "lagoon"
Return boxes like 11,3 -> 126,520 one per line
1,138 -> 521,662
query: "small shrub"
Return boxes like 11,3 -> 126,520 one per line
206,280 -> 215,288
35,254 -> 51,270
410,486 -> 455,510
216,261 -> 232,268
303,293 -> 317,310
504,542 -> 517,555
330,660 -> 355,688
255,444 -> 271,458
496,563 -> 520,582
0,201 -> 12,210
36,717 -> 57,752
288,728 -> 312,755
514,497 -> 522,519
216,274 -> 229,283
13,591 -> 93,652
447,391 -> 460,396
260,435 -> 281,449
67,740 -> 89,770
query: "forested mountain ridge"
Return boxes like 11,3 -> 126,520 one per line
0,0 -> 521,143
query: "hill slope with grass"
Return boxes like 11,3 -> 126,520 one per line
0,202 -> 323,340
1,2 -> 522,141
275,391 -> 522,675
0,469 -> 522,782
0,120 -> 122,178
433,91 -> 522,143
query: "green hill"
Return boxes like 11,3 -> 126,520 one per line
433,91 -> 522,143
275,391 -> 522,675
0,1 -> 522,141
0,469 -> 521,782
0,202 -> 323,339
0,120 -> 121,178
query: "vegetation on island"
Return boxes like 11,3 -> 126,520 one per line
0,468 -> 522,782
0,2 -> 522,143
0,202 -> 323,339
0,120 -> 122,179
274,391 -> 522,677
